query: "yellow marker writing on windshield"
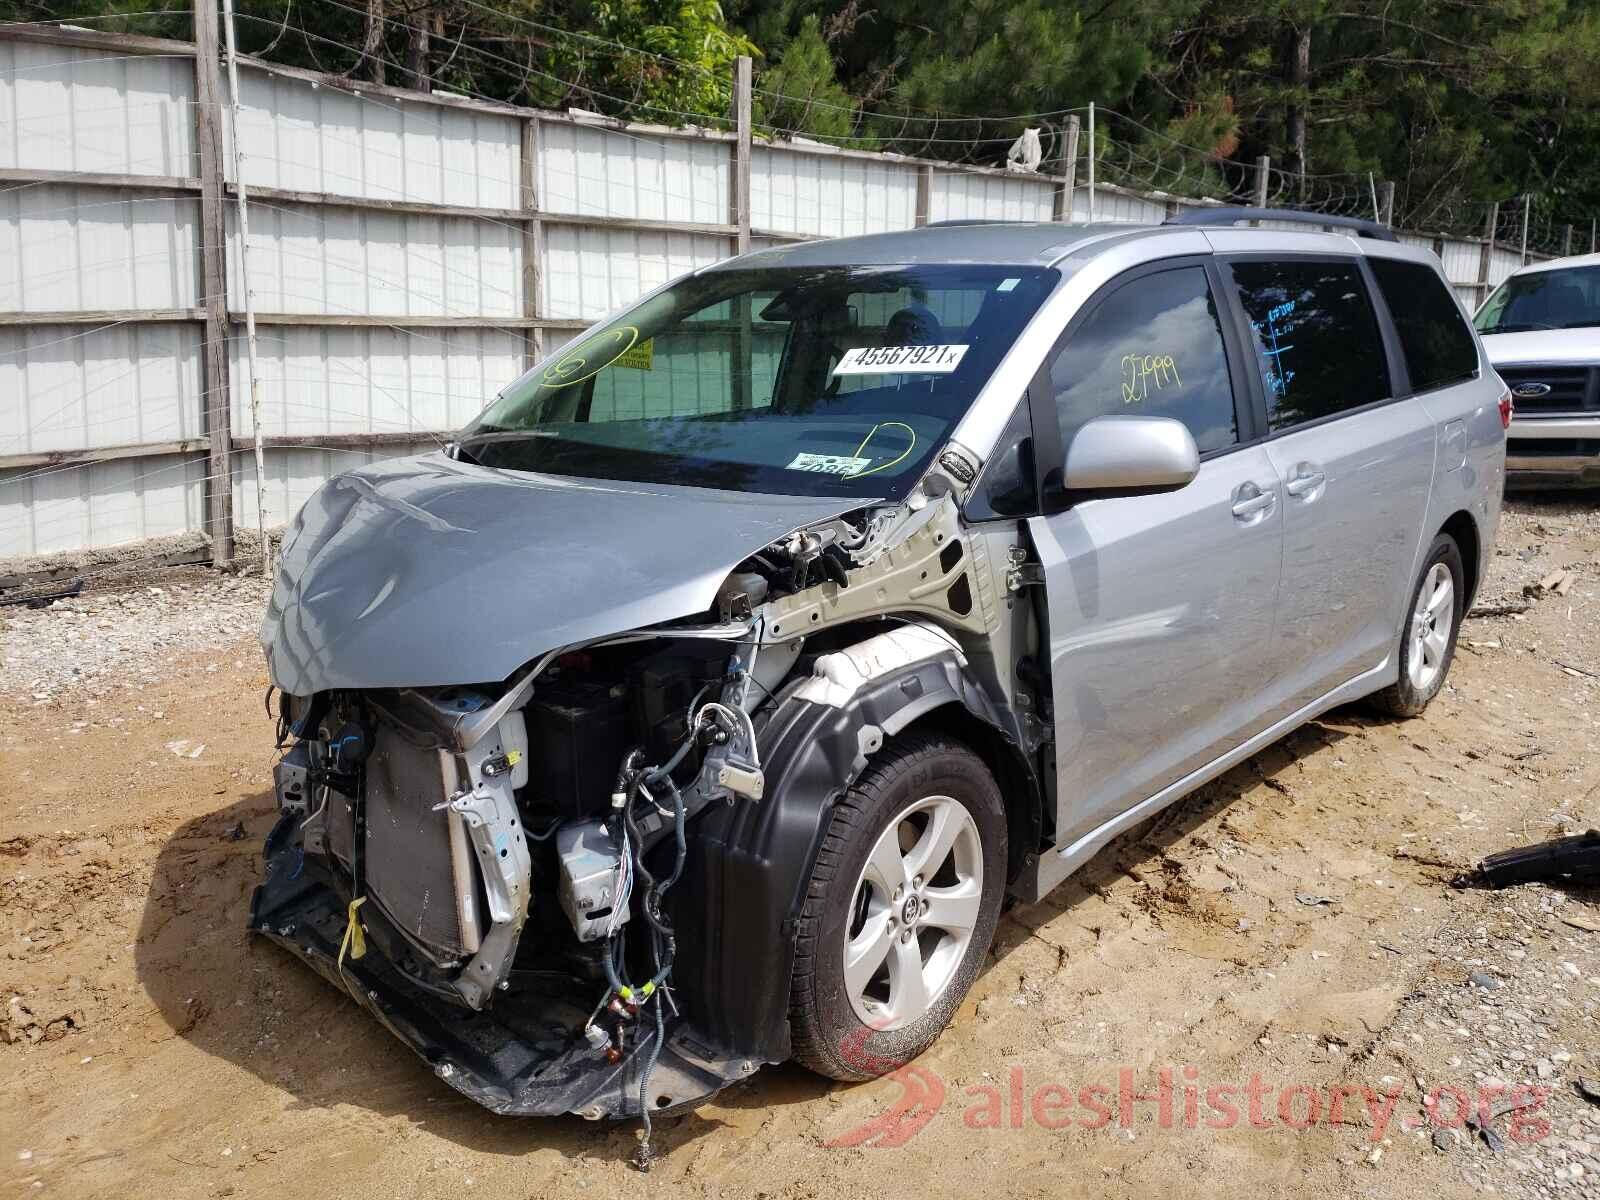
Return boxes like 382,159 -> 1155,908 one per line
843,421 -> 918,480
540,326 -> 641,390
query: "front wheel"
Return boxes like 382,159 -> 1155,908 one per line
788,733 -> 1006,1082
1370,532 -> 1465,718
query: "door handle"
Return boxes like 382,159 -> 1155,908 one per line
1231,484 -> 1276,521
1285,463 -> 1326,498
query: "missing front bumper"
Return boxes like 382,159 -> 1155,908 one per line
248,816 -> 761,1119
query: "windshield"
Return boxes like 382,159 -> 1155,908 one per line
459,264 -> 1057,499
1475,265 -> 1600,334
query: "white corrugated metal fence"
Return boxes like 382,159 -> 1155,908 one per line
0,19 -> 1561,564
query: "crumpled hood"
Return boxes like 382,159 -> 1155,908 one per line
261,453 -> 870,694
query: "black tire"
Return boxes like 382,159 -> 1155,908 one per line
789,732 -> 1006,1082
1369,532 -> 1465,718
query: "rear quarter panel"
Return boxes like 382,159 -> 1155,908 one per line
1411,370 -> 1505,607
1365,240 -> 1505,606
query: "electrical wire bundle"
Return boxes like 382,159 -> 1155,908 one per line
591,730 -> 695,1169
579,663 -> 764,1169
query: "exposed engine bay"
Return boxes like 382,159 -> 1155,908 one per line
250,458 -> 1047,1148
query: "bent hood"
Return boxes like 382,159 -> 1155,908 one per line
261,453 -> 870,694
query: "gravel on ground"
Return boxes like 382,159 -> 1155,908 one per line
0,495 -> 1596,1200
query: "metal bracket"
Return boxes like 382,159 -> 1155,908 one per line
1006,546 -> 1044,593
437,724 -> 534,1009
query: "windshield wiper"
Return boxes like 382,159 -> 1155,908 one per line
454,429 -> 562,447
447,428 -> 562,465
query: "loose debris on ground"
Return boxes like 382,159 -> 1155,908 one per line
0,495 -> 1596,1200
0,572 -> 271,700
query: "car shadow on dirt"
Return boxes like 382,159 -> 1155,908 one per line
132,714 -> 1357,1162
993,714 -> 1358,953
665,713 -> 1362,1146
132,786 -> 627,1160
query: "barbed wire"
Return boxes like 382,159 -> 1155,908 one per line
8,13 -> 1600,563
0,8 -> 189,31
10,12 -> 1592,240
255,0 -> 738,132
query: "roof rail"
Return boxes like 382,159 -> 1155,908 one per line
1164,206 -> 1398,243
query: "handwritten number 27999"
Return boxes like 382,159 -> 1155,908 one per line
1121,353 -> 1182,406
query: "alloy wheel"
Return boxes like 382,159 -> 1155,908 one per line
843,794 -> 984,1031
1407,561 -> 1455,692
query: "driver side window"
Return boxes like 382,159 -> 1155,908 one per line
1048,266 -> 1239,455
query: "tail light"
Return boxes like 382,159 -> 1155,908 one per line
1498,389 -> 1513,430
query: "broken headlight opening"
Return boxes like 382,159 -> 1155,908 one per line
251,625 -> 774,1161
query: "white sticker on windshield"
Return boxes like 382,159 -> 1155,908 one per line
831,344 -> 969,376
997,277 -> 1020,292
787,452 -> 873,476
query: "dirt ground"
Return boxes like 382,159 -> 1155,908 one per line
2,497 -> 1598,1200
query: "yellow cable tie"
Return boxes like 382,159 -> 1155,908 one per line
618,985 -> 633,1001
506,750 -> 523,766
641,981 -> 656,997
339,896 -> 367,967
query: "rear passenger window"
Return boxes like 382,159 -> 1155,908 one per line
1368,258 -> 1478,392
1049,266 -> 1239,454
1229,260 -> 1390,432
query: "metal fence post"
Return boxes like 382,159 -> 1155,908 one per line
1086,101 -> 1096,223
729,56 -> 753,409
520,117 -> 545,367
1476,201 -> 1499,307
220,0 -> 267,571
1253,156 -> 1270,208
1053,115 -> 1079,222
191,0 -> 234,565
1564,223 -> 1574,256
1520,194 -> 1531,264
731,56 -> 752,255
915,162 -> 931,227
1378,181 -> 1395,227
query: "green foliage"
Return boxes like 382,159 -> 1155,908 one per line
603,0 -> 759,118
1155,0 -> 1600,224
7,0 -> 1600,223
753,14 -> 854,138
1098,99 -> 1240,201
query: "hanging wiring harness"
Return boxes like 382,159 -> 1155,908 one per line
589,686 -> 753,1171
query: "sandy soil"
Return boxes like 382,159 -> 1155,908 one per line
2,497 -> 1598,1200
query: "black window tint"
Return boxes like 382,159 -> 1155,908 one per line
1049,266 -> 1238,454
1368,258 -> 1478,392
1229,260 -> 1390,431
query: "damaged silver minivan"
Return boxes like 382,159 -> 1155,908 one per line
252,211 -> 1505,1143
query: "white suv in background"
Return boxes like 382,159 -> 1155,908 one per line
1476,254 -> 1600,486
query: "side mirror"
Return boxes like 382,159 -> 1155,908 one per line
1061,415 -> 1200,496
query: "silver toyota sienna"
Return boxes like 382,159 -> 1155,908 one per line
251,210 -> 1507,1144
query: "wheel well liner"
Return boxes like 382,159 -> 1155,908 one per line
1439,509 -> 1481,608
665,640 -> 1041,1065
